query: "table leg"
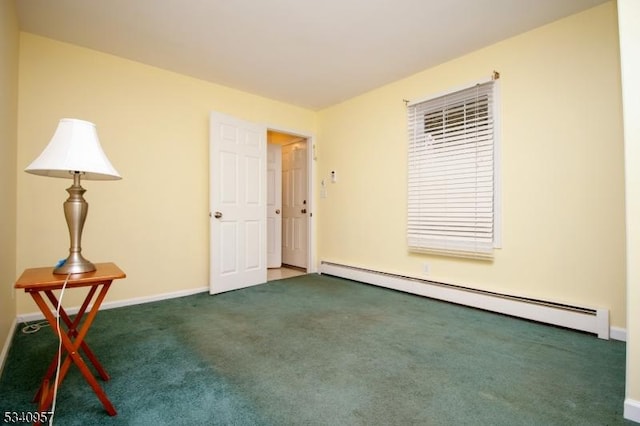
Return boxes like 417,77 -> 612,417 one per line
29,283 -> 117,416
44,288 -> 110,381
32,352 -> 58,404
33,286 -> 111,403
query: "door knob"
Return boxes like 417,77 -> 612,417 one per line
301,209 -> 307,214
276,209 -> 281,214
214,211 -> 223,219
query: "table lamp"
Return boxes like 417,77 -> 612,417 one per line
25,118 -> 121,274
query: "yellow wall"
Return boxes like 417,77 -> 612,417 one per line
317,3 -> 627,326
267,130 -> 304,145
0,0 -> 19,364
16,33 -> 316,313
618,0 -> 640,416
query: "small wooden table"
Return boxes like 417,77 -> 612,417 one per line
15,262 -> 126,420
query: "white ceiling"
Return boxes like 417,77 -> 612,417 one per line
16,0 -> 607,110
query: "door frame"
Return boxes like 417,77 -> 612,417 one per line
267,125 -> 316,273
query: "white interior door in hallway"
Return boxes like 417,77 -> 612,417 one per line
282,140 -> 308,269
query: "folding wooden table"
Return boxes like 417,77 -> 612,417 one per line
14,262 -> 126,421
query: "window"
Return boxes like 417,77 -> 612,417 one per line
407,79 -> 500,259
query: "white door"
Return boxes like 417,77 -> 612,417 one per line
282,140 -> 308,269
209,112 -> 267,294
267,143 -> 282,268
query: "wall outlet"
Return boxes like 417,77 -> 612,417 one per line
423,263 -> 430,275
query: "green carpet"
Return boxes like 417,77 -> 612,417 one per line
0,274 -> 630,425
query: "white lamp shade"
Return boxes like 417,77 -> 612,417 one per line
25,118 -> 121,180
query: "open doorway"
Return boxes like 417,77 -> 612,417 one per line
267,130 -> 311,281
209,113 -> 314,294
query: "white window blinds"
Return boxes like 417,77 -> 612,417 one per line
407,80 -> 498,259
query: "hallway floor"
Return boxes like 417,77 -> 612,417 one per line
267,266 -> 306,281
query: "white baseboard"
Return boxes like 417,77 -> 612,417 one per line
625,398 -> 640,423
16,286 -> 209,323
609,326 -> 627,342
0,318 -> 18,378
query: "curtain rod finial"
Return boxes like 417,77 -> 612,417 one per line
492,70 -> 500,80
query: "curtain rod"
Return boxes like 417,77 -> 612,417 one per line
404,70 -> 500,106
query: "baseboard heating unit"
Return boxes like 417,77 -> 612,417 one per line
319,261 -> 610,339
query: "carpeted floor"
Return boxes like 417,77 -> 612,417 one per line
0,274 -> 630,425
